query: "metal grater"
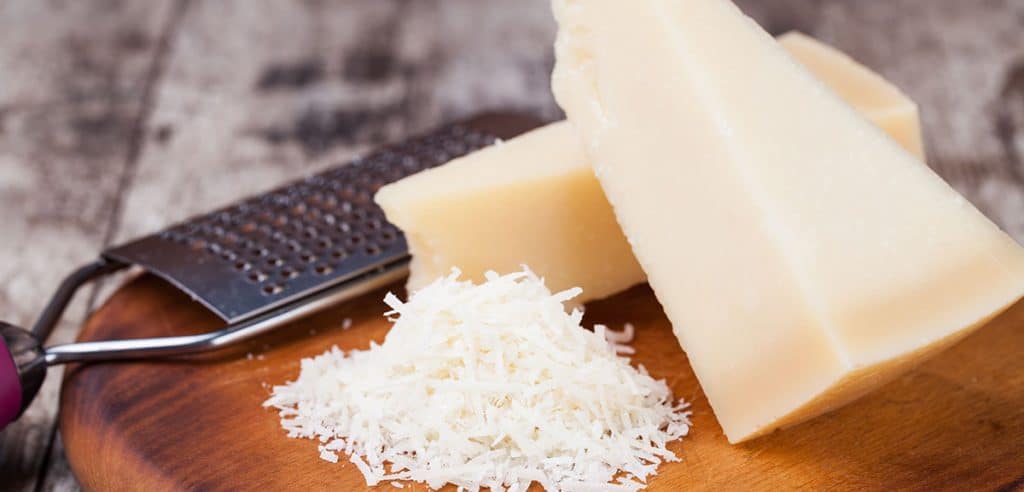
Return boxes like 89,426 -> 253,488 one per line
0,113 -> 544,429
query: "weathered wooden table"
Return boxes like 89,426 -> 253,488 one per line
1,1 -> 1021,490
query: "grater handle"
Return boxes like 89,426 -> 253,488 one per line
0,322 -> 46,430
0,259 -> 120,430
42,258 -> 409,365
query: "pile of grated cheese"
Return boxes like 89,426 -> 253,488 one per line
264,268 -> 691,491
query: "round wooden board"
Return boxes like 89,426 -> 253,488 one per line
61,274 -> 1024,491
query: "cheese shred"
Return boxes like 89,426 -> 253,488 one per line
264,268 -> 691,491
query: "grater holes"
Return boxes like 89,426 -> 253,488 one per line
257,210 -> 275,222
400,155 -> 421,171
270,231 -> 288,243
257,223 -> 274,236
324,178 -> 345,192
431,150 -> 451,163
240,221 -> 259,234
339,186 -> 356,201
213,211 -> 234,225
308,191 -> 327,206
346,234 -> 364,247
307,174 -> 329,186
444,140 -> 468,156
160,231 -> 185,244
303,208 -> 323,223
386,168 -> 406,182
269,193 -> 293,207
146,123 -> 499,304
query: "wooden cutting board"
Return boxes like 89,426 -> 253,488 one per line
60,274 -> 1024,491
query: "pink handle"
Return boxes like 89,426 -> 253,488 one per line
0,336 -> 22,429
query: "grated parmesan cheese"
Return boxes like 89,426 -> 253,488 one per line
264,268 -> 691,491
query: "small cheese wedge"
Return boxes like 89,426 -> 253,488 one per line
377,122 -> 644,302
376,33 -> 925,302
551,0 -> 1024,442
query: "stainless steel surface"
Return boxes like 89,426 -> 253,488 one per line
24,113 -> 543,367
103,123 -> 500,324
43,258 -> 410,365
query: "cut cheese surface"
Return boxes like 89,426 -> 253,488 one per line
375,122 -> 643,303
376,33 -> 924,303
551,0 -> 1024,442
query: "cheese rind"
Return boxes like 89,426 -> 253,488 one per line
551,0 -> 1024,442
376,34 -> 925,302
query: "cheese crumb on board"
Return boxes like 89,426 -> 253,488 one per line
264,268 -> 691,491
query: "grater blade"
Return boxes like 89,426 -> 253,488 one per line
103,113 -> 543,324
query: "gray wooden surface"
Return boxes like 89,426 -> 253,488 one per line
0,1 -> 1021,490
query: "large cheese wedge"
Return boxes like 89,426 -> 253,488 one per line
376,33 -> 924,303
777,31 -> 924,160
551,0 -> 1024,442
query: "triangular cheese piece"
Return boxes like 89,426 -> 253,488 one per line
552,0 -> 1024,442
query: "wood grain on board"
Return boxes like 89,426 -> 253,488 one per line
0,0 -> 1022,490
61,275 -> 1024,491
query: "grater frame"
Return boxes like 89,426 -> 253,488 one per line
103,113 -> 542,324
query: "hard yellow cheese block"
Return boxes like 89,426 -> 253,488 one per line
551,0 -> 1024,442
376,33 -> 925,303
376,122 -> 642,302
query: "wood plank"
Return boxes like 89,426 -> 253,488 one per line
0,1 -> 177,490
111,0 -> 559,248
